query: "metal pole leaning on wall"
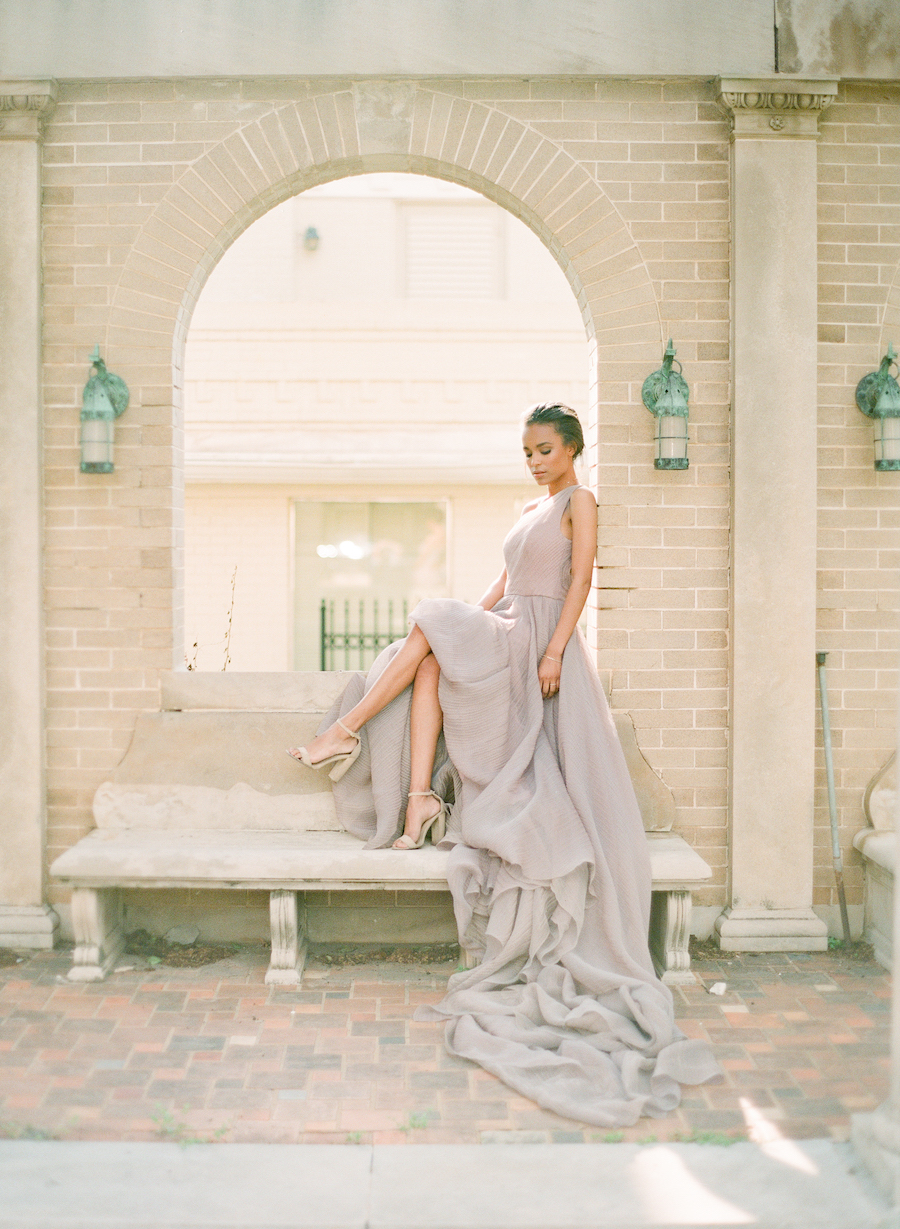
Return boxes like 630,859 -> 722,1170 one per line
816,652 -> 852,946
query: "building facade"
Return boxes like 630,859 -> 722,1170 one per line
182,175 -> 588,675
1,0 -> 899,949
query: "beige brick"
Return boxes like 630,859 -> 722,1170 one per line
567,214 -> 632,268
463,107 -> 506,178
420,92 -> 453,162
504,134 -> 558,201
505,101 -> 564,122
437,97 -> 473,165
326,90 -> 358,159
307,94 -> 342,164
542,176 -> 601,232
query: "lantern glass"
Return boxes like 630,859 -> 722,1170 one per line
875,416 -> 900,470
80,415 -> 114,473
655,414 -> 689,470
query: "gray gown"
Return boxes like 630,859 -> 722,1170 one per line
321,485 -> 721,1126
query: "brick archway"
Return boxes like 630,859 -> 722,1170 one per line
108,87 -> 660,360
100,84 -> 662,659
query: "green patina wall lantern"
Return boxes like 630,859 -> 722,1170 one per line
856,343 -> 900,471
642,339 -> 690,470
80,346 -> 129,473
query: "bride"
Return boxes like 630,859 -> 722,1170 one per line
289,403 -> 720,1127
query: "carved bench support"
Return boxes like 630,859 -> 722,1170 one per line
68,887 -> 125,982
264,889 -> 307,985
650,889 -> 694,985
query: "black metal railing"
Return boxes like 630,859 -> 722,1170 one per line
319,598 -> 409,671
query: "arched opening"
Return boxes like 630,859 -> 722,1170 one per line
182,172 -> 589,671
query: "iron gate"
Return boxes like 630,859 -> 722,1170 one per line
319,598 -> 409,671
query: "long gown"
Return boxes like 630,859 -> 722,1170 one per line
321,485 -> 721,1126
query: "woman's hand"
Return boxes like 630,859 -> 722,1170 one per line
538,652 -> 562,698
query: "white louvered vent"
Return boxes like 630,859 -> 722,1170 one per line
403,204 -> 504,299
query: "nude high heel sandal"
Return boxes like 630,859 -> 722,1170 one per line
392,790 -> 448,849
287,717 -> 361,782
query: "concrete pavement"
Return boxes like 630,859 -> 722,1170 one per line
0,1138 -> 891,1228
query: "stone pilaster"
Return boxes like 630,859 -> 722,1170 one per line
715,79 -> 837,953
0,82 -> 58,948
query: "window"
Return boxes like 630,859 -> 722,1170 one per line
293,501 -> 447,671
402,204 -> 504,299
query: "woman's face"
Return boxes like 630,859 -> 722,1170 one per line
522,422 -> 575,487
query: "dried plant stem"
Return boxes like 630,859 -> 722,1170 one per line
184,565 -> 237,671
222,565 -> 237,671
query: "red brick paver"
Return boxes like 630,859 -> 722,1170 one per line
0,945 -> 889,1145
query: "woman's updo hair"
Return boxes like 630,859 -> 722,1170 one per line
523,403 -> 584,460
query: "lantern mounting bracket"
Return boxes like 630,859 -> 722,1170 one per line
86,345 -> 129,418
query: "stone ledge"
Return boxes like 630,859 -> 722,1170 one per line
51,829 -> 708,893
94,780 -> 339,832
159,669 -> 355,713
51,828 -> 452,889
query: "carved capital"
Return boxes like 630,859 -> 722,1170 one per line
717,77 -> 837,139
0,81 -> 57,140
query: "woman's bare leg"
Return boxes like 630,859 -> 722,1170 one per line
289,625 -> 433,762
399,652 -> 444,844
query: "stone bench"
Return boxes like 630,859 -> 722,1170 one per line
853,751 -> 896,970
50,672 -> 712,986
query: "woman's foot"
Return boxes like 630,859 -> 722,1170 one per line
287,718 -> 361,782
393,791 -> 447,849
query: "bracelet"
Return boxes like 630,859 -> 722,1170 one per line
542,654 -> 562,664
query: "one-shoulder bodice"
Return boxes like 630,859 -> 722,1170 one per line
502,485 -> 577,602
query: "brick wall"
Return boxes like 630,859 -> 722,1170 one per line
38,74 -> 900,933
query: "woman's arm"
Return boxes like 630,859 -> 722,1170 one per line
538,488 -> 597,696
477,567 -> 508,611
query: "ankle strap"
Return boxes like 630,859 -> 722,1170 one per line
336,718 -> 359,738
408,790 -> 438,797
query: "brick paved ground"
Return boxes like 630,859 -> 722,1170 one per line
0,944 -> 888,1147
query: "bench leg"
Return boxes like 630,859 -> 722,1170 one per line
265,890 -> 307,986
650,889 -> 696,985
68,887 -> 125,982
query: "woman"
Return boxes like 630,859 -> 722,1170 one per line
290,404 -> 720,1127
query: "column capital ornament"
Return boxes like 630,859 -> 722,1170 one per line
0,81 -> 57,140
717,77 -> 838,138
